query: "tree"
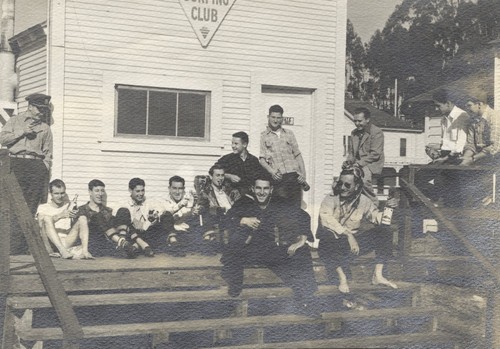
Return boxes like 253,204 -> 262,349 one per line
346,19 -> 366,99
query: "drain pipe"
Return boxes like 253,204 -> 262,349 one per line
0,0 -> 18,108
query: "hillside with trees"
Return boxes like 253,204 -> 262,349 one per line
346,0 -> 500,112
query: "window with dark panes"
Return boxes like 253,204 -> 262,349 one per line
400,138 -> 407,157
115,85 -> 209,139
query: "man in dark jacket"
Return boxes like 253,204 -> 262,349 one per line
220,176 -> 319,316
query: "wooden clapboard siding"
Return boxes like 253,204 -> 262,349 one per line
15,45 -> 47,111
53,0 -> 341,205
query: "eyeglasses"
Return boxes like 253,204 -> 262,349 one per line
338,181 -> 352,189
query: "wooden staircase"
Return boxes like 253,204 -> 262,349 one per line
2,254 -> 480,349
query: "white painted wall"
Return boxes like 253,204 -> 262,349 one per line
44,0 -> 346,213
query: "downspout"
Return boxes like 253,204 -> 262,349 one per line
0,0 -> 18,106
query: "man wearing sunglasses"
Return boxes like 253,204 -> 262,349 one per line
317,164 -> 398,295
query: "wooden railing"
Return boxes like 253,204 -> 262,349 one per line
0,149 -> 83,349
398,163 -> 500,348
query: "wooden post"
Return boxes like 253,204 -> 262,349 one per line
0,150 -> 10,293
4,173 -> 83,347
0,151 -> 11,349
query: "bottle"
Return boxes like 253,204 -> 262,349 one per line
69,194 -> 78,211
301,181 -> 311,192
381,188 -> 397,225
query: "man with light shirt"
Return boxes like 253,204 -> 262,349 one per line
37,179 -> 92,260
259,105 -> 308,207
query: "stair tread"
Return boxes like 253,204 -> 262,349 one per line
211,331 -> 461,349
17,306 -> 439,340
9,282 -> 418,309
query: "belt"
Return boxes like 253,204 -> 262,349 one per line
9,153 -> 45,160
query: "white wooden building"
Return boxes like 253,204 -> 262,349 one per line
2,0 -> 347,223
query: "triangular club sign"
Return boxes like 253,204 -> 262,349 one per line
179,0 -> 237,48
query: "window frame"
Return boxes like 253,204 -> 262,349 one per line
400,138 -> 407,157
114,84 -> 211,140
99,72 -> 223,156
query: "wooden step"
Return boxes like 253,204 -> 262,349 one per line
211,331 -> 461,349
16,306 -> 439,341
8,282 -> 419,310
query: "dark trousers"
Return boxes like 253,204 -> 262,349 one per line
88,207 -> 134,257
129,212 -> 175,251
10,158 -> 49,254
221,240 -> 318,301
318,226 -> 393,283
273,172 -> 303,207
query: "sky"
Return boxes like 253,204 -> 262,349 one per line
347,0 -> 403,44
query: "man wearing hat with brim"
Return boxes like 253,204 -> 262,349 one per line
0,93 -> 53,253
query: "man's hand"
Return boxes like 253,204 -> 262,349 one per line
296,174 -> 306,184
347,234 -> 359,255
432,156 -> 448,164
240,217 -> 260,230
23,123 -> 36,136
386,197 -> 399,208
272,170 -> 282,181
192,204 -> 201,215
227,174 -> 241,183
287,236 -> 307,256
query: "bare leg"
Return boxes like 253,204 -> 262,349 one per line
372,263 -> 398,289
63,217 -> 93,259
336,266 -> 350,293
41,216 -> 73,259
39,219 -> 55,254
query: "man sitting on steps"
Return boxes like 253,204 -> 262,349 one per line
77,179 -> 138,258
36,179 -> 93,259
317,163 -> 398,295
220,175 -> 319,317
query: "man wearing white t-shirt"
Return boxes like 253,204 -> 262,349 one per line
37,179 -> 93,259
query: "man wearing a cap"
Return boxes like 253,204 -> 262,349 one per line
0,93 -> 53,216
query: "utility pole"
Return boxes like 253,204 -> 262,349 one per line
0,0 -> 17,123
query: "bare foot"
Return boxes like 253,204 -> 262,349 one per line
372,275 -> 398,289
338,281 -> 350,293
60,250 -> 74,259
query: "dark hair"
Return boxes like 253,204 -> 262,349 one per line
128,177 -> 145,190
354,107 -> 371,119
232,131 -> 249,144
253,173 -> 273,186
269,104 -> 284,115
209,164 -> 225,176
169,175 -> 185,187
88,179 -> 105,190
432,89 -> 451,104
49,179 -> 66,193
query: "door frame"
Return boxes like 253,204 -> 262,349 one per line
250,69 -> 328,235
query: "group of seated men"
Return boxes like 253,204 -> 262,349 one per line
36,107 -> 400,316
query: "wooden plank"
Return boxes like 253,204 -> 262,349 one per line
211,331 -> 462,349
0,151 -> 10,293
5,174 -> 84,343
7,282 -> 420,310
400,178 -> 500,286
17,306 -> 440,341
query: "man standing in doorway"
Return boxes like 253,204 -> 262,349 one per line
259,105 -> 308,207
0,93 -> 53,254
346,107 -> 384,203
